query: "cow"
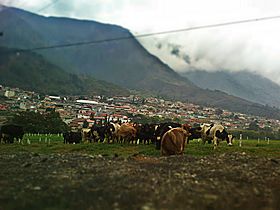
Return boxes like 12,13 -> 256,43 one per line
89,122 -> 122,144
81,128 -> 91,143
161,127 -> 190,156
116,123 -> 137,144
63,131 -> 82,144
135,123 -> 157,145
90,123 -> 108,143
155,122 -> 182,150
0,124 -> 24,143
201,124 -> 235,149
188,126 -> 203,142
106,122 -> 121,143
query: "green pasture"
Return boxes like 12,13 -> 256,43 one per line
0,134 -> 280,158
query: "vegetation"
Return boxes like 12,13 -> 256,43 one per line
9,111 -> 69,134
0,47 -> 129,96
230,129 -> 280,141
1,135 -> 279,158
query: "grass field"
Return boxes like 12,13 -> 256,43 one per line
1,135 -> 280,210
1,134 -> 280,158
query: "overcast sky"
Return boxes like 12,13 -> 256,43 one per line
2,0 -> 280,83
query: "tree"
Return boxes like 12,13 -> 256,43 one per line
248,121 -> 259,131
11,111 -> 69,133
215,108 -> 223,115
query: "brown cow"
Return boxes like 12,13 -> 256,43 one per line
161,127 -> 190,156
116,124 -> 137,143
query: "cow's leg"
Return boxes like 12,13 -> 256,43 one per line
213,137 -> 218,149
201,134 -> 207,144
155,136 -> 161,149
9,136 -> 13,144
119,136 -> 122,144
108,134 -> 112,144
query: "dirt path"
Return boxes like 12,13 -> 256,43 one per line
0,152 -> 280,210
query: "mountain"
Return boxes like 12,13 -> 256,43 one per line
181,70 -> 280,108
1,6 -> 280,119
0,47 -> 129,96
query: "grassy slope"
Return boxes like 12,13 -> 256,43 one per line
0,47 -> 129,96
1,134 -> 279,158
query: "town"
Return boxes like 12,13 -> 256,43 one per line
1,84 -> 279,137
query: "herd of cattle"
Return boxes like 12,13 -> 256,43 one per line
0,122 -> 235,155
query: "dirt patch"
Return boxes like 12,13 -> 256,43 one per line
0,152 -> 280,210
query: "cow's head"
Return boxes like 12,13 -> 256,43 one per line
188,126 -> 202,140
108,123 -> 115,133
181,123 -> 191,131
226,134 -> 235,146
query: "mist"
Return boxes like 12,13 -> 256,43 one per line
138,21 -> 280,84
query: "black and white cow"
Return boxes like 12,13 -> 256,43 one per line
201,124 -> 235,149
107,122 -> 121,143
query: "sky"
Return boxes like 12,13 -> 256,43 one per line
1,0 -> 280,83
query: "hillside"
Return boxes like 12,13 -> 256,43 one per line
181,70 -> 280,108
0,47 -> 129,96
1,6 -> 280,119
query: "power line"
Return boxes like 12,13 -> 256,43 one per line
0,0 -> 61,35
18,15 -> 280,52
37,0 -> 60,12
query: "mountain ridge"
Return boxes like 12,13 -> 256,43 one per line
181,70 -> 280,108
1,6 -> 280,119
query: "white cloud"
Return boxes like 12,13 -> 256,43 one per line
2,0 -> 280,83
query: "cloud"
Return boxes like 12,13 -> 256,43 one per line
168,43 -> 180,57
183,54 -> 191,65
154,41 -> 192,65
156,43 -> 162,50
3,0 -> 280,84
139,17 -> 280,84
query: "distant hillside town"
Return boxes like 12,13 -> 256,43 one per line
1,84 -> 279,134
